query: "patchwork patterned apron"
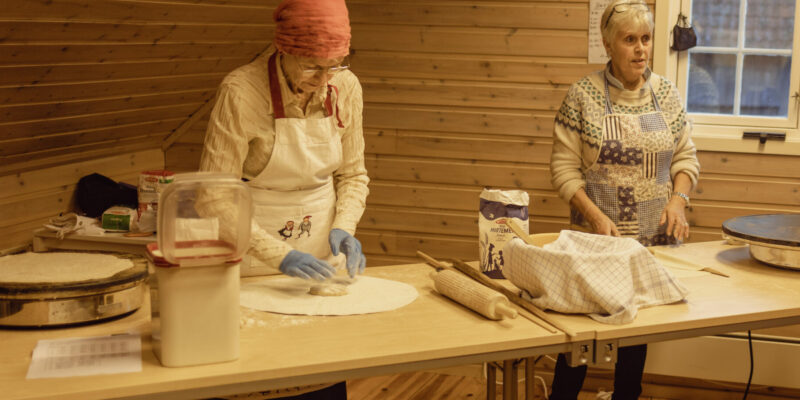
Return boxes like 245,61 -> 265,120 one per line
571,78 -> 676,246
241,52 -> 345,276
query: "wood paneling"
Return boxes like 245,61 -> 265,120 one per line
1,90 -> 213,122
352,52 -> 597,85
353,25 -> 588,57
0,58 -> 250,86
0,0 -> 270,176
362,78 -> 567,110
364,104 -> 556,138
348,2 -> 587,29
0,1 -> 273,23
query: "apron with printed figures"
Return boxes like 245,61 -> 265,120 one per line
242,52 -> 346,276
571,78 -> 677,246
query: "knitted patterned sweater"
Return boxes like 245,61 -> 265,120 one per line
550,66 -> 700,204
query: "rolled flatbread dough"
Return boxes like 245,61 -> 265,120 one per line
0,252 -> 133,283
240,275 -> 418,316
309,283 -> 348,296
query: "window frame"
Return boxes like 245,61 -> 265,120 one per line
653,0 -> 800,155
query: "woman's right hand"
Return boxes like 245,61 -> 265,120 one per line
586,209 -> 621,237
570,188 -> 620,237
279,250 -> 336,281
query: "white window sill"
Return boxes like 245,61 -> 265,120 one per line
693,131 -> 800,155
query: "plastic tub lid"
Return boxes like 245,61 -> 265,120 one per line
146,242 -> 241,268
156,172 -> 252,265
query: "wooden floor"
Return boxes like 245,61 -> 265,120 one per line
347,370 -> 631,400
347,368 -> 800,400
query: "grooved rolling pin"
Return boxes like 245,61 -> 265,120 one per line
447,257 -> 577,338
432,269 -> 518,320
417,251 -> 559,334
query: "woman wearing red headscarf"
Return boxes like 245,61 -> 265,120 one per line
201,0 -> 368,283
200,1 -> 366,397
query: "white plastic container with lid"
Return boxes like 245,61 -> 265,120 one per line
146,172 -> 252,367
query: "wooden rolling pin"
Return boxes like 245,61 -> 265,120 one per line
447,257 -> 577,338
432,269 -> 518,320
505,219 -> 535,245
418,251 -> 559,334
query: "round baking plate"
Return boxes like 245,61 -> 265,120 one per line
722,214 -> 800,270
0,253 -> 147,327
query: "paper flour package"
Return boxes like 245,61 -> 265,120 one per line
479,189 -> 530,279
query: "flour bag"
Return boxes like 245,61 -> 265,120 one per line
479,189 -> 529,279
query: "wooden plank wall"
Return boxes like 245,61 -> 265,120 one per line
168,0 -> 797,267
0,0 -> 275,251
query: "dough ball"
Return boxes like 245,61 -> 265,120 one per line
308,283 -> 348,297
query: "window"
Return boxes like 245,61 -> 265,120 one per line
655,0 -> 800,153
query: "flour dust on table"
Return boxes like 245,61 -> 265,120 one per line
240,275 -> 418,315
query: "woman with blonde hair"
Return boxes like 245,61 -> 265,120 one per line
549,1 -> 700,398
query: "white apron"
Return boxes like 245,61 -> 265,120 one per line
241,52 -> 345,276
571,77 -> 677,246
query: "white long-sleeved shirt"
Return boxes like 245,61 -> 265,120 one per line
199,45 -> 369,271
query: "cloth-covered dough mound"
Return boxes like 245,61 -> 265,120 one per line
503,230 -> 689,324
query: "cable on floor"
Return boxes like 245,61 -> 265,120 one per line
743,330 -> 753,400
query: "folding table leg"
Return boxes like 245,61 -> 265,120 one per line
503,360 -> 517,400
486,362 -> 497,400
525,356 -> 536,398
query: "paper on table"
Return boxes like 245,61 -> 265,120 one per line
26,333 -> 142,379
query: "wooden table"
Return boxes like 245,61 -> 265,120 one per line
3,240 -> 800,400
0,263 -> 579,400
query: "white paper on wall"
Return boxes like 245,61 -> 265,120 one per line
589,0 -> 613,64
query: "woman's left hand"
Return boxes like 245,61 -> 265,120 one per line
660,197 -> 690,241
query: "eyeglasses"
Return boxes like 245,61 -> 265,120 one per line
301,58 -> 350,77
603,2 -> 649,29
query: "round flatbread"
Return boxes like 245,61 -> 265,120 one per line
0,252 -> 133,284
240,276 -> 418,316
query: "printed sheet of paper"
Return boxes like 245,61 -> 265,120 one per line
589,0 -> 613,64
26,333 -> 142,379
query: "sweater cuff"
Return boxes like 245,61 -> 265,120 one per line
559,180 -> 586,205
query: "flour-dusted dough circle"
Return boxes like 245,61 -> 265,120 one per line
0,252 -> 134,283
240,276 -> 418,316
308,283 -> 348,297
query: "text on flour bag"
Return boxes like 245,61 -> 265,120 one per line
479,189 -> 530,279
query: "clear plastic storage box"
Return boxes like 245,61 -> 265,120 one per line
147,172 -> 252,367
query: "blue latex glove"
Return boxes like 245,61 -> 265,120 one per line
328,228 -> 367,278
279,250 -> 336,281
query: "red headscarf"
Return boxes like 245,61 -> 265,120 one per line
273,0 -> 351,60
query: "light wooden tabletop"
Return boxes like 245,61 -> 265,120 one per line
4,240 -> 800,400
0,263 -> 571,400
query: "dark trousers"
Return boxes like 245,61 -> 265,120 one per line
277,382 -> 347,400
549,344 -> 647,400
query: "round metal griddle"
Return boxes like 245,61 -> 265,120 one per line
722,214 -> 800,270
0,253 -> 147,327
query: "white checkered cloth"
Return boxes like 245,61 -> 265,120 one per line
503,230 -> 689,324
